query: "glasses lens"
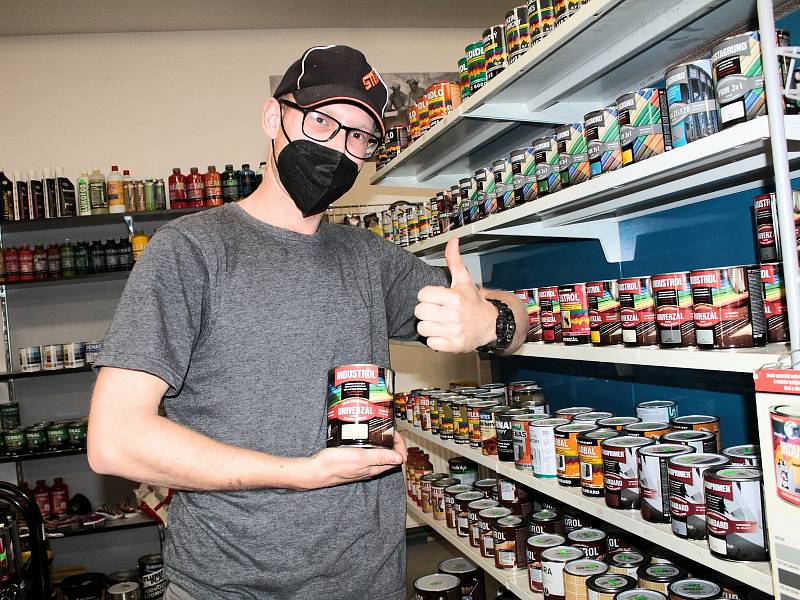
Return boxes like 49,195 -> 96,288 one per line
346,130 -> 382,160
302,110 -> 340,142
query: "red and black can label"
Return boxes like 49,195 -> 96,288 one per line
652,272 -> 696,348
761,263 -> 788,343
539,286 -> 562,343
618,277 -> 657,347
587,280 -> 621,346
327,364 -> 395,449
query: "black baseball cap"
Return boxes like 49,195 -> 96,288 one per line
273,45 -> 389,136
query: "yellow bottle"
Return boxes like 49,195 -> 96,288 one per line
131,230 -> 150,262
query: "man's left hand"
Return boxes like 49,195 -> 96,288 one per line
414,238 -> 498,353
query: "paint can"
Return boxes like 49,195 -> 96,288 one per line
445,484 -> 473,529
635,401 -> 678,424
624,421 -> 671,441
598,417 -> 641,432
41,344 -> 64,370
531,418 -> 571,479
771,405 -> 800,506
497,408 -> 530,461
585,107 -> 622,178
480,405 -> 507,456
567,528 -> 608,560
414,574 -> 461,600
565,560 -> 609,600
469,400 -> 497,448
752,190 -> 800,263
638,565 -> 688,595
19,346 -> 41,372
704,466 -> 769,561
511,385 -> 547,413
559,283 -> 591,344
483,25 -> 507,81
84,341 -> 101,365
474,477 -> 499,500
668,453 -> 730,539
514,413 -> 547,471
469,498 -> 500,547
579,429 -> 620,497
466,42 -> 488,94
432,477 -> 459,521
532,0 -> 557,41
574,412 -> 615,425
449,457 -> 478,488
540,286 -> 563,343
0,403 -> 19,431
421,473 -> 449,514
542,546 -> 586,600
616,591 -> 667,600
139,554 -> 167,600
455,491 -> 485,537
722,444 -> 761,467
556,123 -> 591,187
464,175 -> 483,224
478,506 -> 511,558
528,533 -> 567,593
556,422 -> 598,487
438,557 -> 486,600
587,280 -> 622,346
761,262 -> 788,343
661,431 -> 717,454
652,272 -> 696,348
476,167 -> 496,217
517,288 -> 543,342
454,398 -> 472,444
416,95 -> 430,136
668,580 -> 722,600
62,342 -> 86,368
385,126 -> 408,160
494,515 -> 529,570
529,509 -> 564,536
618,277 -> 657,347
606,550 -> 651,578
427,82 -> 462,129
534,135 -> 562,195
506,6 -> 531,64
458,57 -> 471,101
502,489 -> 534,518
555,407 -> 594,421
511,147 -> 538,205
562,506 -> 591,533
587,574 -> 638,600
672,415 -> 721,452
617,89 -> 672,166
690,266 -> 767,349
665,60 -> 719,147
493,157 -> 515,211
638,444 -> 694,523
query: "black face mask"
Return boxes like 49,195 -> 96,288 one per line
274,138 -> 359,217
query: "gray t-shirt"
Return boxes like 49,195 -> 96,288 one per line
95,202 -> 449,600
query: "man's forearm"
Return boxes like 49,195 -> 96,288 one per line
481,288 -> 528,354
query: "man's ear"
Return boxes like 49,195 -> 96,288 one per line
262,97 -> 282,140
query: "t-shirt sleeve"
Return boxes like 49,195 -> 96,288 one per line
369,234 -> 450,340
94,226 -> 212,395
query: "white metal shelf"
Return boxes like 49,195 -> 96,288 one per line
406,499 -> 537,599
372,0 -> 781,189
399,421 -> 774,593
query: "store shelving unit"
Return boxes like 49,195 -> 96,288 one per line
0,448 -> 86,464
0,365 -> 93,382
399,421 -> 774,593
1,207 -> 209,233
50,512 -> 157,539
2,271 -> 130,289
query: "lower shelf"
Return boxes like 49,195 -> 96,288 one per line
406,500 -> 538,599
398,421 -> 774,594
48,512 -> 158,539
0,448 -> 86,464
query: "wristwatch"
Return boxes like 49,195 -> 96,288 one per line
476,299 -> 516,353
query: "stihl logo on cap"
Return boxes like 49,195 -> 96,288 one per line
363,70 -> 381,91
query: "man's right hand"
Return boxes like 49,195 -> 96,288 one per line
294,432 -> 407,490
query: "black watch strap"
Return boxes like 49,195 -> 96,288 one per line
476,299 -> 516,353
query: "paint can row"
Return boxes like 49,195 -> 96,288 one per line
512,263 -> 783,349
18,340 -> 100,372
413,557 -> 487,600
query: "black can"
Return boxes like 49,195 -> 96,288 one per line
67,421 -> 88,448
496,408 -> 529,462
528,508 -> 563,535
0,403 -> 20,430
47,423 -> 68,450
139,554 -> 167,600
25,427 -> 46,453
438,556 -> 486,600
61,573 -> 108,600
3,429 -> 25,455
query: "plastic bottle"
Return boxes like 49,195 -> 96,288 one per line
204,166 -> 223,206
74,242 -> 89,275
144,179 -> 156,212
131,231 -> 150,262
88,167 -> 108,215
50,477 -> 69,517
60,240 -> 76,278
33,480 -> 52,519
43,168 -> 57,218
4,248 -> 19,282
256,161 -> 266,187
107,165 -> 125,214
0,171 -> 14,221
77,171 -> 90,216
28,169 -> 45,220
46,244 -> 62,279
123,169 -> 136,212
154,179 -> 167,210
32,244 -> 48,280
238,163 -> 256,198
221,164 -> 239,203
186,167 -> 205,208
89,240 -> 106,274
118,238 -> 133,271
55,167 -> 77,217
105,239 -> 120,272
168,168 -> 186,209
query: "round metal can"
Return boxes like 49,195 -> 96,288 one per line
502,488 -> 533,517
457,58 -> 471,101
449,456 -> 478,488
468,499 -> 499,547
540,285 -> 563,343
567,528 -> 608,561
480,406 -> 508,456
497,408 -> 530,462
624,421 -> 671,441
483,25 -> 507,80
587,574 -> 638,600
479,507 -> 512,557
445,484 -> 473,529
469,400 -> 498,449
619,277 -> 657,347
637,565 -> 688,595
672,415 -> 721,452
511,147 -> 538,206
67,420 -> 88,448
668,453 -> 730,539
579,429 -> 620,497
556,423 -> 598,487
616,591 -> 667,600
652,272 -> 696,348
602,435 -> 656,509
3,428 -> 25,455
531,418 -> 570,479
326,365 -> 394,449
722,444 -> 761,467
574,412 -> 615,425
607,549 -> 651,578
527,533 -> 566,593
417,388 -> 437,431
514,413 -> 547,471
565,560 -> 609,600
426,81 -> 462,128
421,473 -> 448,514
661,430 -> 717,454
466,41 -> 488,94
559,283 -> 591,345
494,515 -> 529,570
474,477 -> 498,500
704,466 -> 768,561
562,506 -> 590,533
665,60 -> 719,147
556,123 -> 590,187
505,6 -> 531,63
139,553 -> 167,600
19,346 -> 42,372
638,444 -> 695,523
414,574 -> 461,600
407,102 -> 421,141
25,426 -> 46,452
0,403 -> 20,430
668,579 -> 722,600
617,88 -> 671,167
542,546 -> 585,600
585,107 -> 622,178
497,475 -> 522,503
455,491 -> 485,537
587,280 -> 622,346
555,407 -> 594,421
598,417 -> 641,432
41,344 -> 64,370
84,341 -> 101,365
636,401 -> 678,424
529,509 -> 563,536
385,126 -> 408,160
711,32 -> 768,130
432,477 -> 459,521
438,557 -> 486,600
439,397 -> 457,440
510,384 -> 547,412
534,135 -> 562,196
454,399 -> 472,445
761,262 -> 789,343
492,157 -> 514,212
46,423 -> 68,450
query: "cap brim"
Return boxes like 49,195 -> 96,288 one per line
293,84 -> 386,136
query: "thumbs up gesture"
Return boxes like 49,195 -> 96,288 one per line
414,238 -> 500,353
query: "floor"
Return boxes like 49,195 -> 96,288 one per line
406,526 -> 502,598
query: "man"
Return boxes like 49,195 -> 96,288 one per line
88,45 -> 526,599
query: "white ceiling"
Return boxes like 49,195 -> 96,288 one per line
0,0 -> 510,36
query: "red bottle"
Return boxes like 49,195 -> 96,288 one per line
50,477 -> 70,517
4,248 -> 18,282
186,167 -> 205,208
203,166 -> 223,207
33,480 -> 51,519
18,246 -> 34,281
32,245 -> 47,280
168,167 -> 187,209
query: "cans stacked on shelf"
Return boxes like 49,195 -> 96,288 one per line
399,383 -> 770,572
18,340 -> 99,372
0,409 -> 88,456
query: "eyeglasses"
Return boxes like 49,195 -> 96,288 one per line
278,99 -> 383,160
